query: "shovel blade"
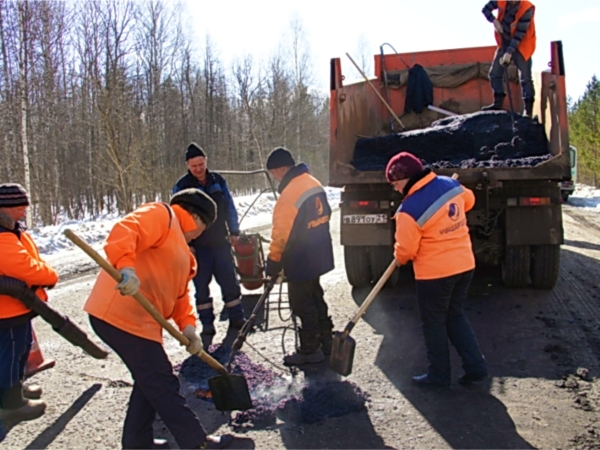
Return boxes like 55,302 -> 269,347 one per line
208,374 -> 253,412
329,331 -> 356,376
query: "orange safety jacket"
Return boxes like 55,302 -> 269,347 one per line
495,0 -> 536,61
0,215 -> 58,320
84,203 -> 198,343
394,171 -> 476,280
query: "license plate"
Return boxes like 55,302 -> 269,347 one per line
343,214 -> 388,224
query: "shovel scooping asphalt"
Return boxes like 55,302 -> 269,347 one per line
64,229 -> 253,412
330,260 -> 398,376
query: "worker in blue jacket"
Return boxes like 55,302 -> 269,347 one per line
173,143 -> 245,335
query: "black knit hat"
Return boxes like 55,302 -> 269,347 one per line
0,183 -> 30,208
266,147 -> 296,170
170,188 -> 216,226
185,142 -> 206,161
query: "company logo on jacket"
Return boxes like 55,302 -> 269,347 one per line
448,203 -> 460,221
316,197 -> 324,215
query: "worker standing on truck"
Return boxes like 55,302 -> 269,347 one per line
265,147 -> 335,366
84,189 -> 233,449
173,143 -> 246,336
386,152 -> 488,387
0,184 -> 58,423
481,0 -> 536,117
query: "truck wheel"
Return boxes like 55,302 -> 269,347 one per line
502,245 -> 531,288
530,244 -> 560,289
369,246 -> 399,288
344,246 -> 372,288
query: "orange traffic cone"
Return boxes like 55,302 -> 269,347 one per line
25,328 -> 55,378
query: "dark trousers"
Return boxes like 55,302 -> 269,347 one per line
0,321 -> 32,391
489,47 -> 535,101
287,278 -> 329,333
193,242 -> 243,324
415,270 -> 487,383
90,316 -> 207,449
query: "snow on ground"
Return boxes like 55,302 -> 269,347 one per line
566,184 -> 600,209
29,188 -> 341,264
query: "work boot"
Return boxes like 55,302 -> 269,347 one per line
0,384 -> 46,423
23,384 -> 42,400
229,318 -> 246,330
283,330 -> 325,366
201,322 -> 216,336
319,316 -> 334,355
523,98 -> 534,117
202,434 -> 234,449
481,93 -> 506,111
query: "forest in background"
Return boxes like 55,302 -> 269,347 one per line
0,0 -> 329,225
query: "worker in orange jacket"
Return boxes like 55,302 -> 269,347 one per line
482,0 -> 536,117
387,152 -> 488,388
0,183 -> 58,423
264,147 -> 335,366
85,188 -> 233,450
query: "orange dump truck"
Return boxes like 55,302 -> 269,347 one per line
330,41 -> 571,289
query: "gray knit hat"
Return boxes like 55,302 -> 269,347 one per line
0,183 -> 30,208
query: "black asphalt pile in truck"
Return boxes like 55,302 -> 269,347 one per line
352,110 -> 551,170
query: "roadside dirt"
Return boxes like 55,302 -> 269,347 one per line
2,207 -> 599,449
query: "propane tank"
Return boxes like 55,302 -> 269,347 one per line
233,234 -> 264,290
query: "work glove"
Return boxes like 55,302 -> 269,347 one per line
493,19 -> 503,35
115,267 -> 140,296
182,325 -> 203,355
500,52 -> 512,66
265,257 -> 282,278
271,272 -> 284,285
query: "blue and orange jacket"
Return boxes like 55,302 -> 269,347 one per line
84,203 -> 198,343
173,169 -> 239,247
394,170 -> 475,280
266,164 -> 334,282
0,211 -> 58,325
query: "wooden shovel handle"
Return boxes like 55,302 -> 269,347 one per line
64,229 -> 229,377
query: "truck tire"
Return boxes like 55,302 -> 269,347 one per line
502,245 -> 531,288
369,246 -> 399,288
530,244 -> 560,289
344,246 -> 372,288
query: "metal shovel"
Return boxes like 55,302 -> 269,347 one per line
64,229 -> 253,412
330,260 -> 398,376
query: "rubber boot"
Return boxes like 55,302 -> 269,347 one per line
0,383 -> 46,423
319,316 -> 334,355
481,93 -> 506,111
198,308 -> 216,335
283,330 -> 324,366
523,98 -> 534,118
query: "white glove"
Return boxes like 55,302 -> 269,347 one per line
182,325 -> 203,355
493,19 -> 503,34
115,267 -> 140,296
500,52 -> 512,66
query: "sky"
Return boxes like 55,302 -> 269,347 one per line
183,0 -> 600,102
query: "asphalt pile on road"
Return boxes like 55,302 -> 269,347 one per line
177,345 -> 370,428
352,110 -> 552,170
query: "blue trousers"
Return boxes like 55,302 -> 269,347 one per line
90,316 -> 207,449
489,47 -> 535,101
0,321 -> 32,391
192,242 -> 243,325
415,270 -> 488,383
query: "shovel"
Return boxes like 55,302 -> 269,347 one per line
330,260 -> 398,376
64,229 -> 253,412
226,274 -> 279,371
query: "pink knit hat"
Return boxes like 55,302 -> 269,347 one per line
385,152 -> 424,182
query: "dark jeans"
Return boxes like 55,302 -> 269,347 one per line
0,321 -> 32,390
489,47 -> 535,101
193,242 -> 243,324
287,278 -> 329,333
415,270 -> 487,383
90,316 -> 207,449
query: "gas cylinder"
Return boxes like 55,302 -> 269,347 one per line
233,234 -> 264,290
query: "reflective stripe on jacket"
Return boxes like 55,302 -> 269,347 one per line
84,203 -> 197,343
394,172 -> 476,280
268,164 -> 334,282
495,0 -> 536,61
0,221 -> 58,320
